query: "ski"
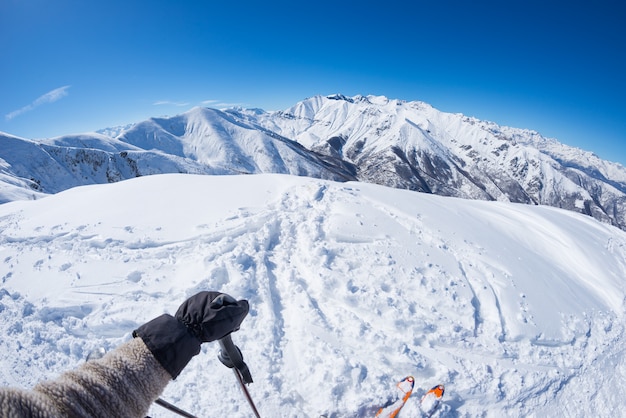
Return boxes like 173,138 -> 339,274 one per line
375,376 -> 415,418
419,384 -> 445,418
322,378 -> 444,418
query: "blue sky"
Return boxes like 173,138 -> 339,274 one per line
1,0 -> 625,165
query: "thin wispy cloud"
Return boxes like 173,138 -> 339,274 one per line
152,99 -> 248,109
214,102 -> 247,108
5,85 -> 71,120
153,100 -> 190,107
201,99 -> 248,109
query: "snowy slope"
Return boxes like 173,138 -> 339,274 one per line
116,107 -> 355,179
1,173 -> 625,417
0,106 -> 355,202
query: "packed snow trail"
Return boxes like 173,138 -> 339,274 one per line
1,174 -> 626,417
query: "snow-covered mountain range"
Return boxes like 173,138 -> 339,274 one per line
1,94 -> 625,231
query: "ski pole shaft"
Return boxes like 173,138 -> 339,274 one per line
232,368 -> 262,418
154,398 -> 197,418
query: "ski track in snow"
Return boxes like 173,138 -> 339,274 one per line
1,173 -> 626,417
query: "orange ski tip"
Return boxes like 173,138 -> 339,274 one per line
428,384 -> 445,398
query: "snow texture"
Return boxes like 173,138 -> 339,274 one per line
1,173 -> 626,417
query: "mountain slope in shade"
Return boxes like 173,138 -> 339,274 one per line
0,131 -> 217,202
1,94 -> 625,230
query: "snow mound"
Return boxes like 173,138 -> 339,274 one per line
1,173 -> 625,417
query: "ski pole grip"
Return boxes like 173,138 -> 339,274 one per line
218,334 -> 254,384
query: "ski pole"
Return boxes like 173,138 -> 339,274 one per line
218,334 -> 261,418
154,398 -> 197,418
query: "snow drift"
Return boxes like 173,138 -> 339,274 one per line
1,173 -> 626,417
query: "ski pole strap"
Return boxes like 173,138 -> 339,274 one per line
218,334 -> 261,417
218,334 -> 253,384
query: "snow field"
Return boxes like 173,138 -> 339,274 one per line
1,173 -> 626,417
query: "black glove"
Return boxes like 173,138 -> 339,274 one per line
133,291 -> 249,379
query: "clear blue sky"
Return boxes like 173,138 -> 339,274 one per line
1,0 -> 625,165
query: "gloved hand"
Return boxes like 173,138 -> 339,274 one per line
133,291 -> 249,379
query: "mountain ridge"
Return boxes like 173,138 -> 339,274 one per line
1,94 -> 625,230
241,94 -> 626,229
